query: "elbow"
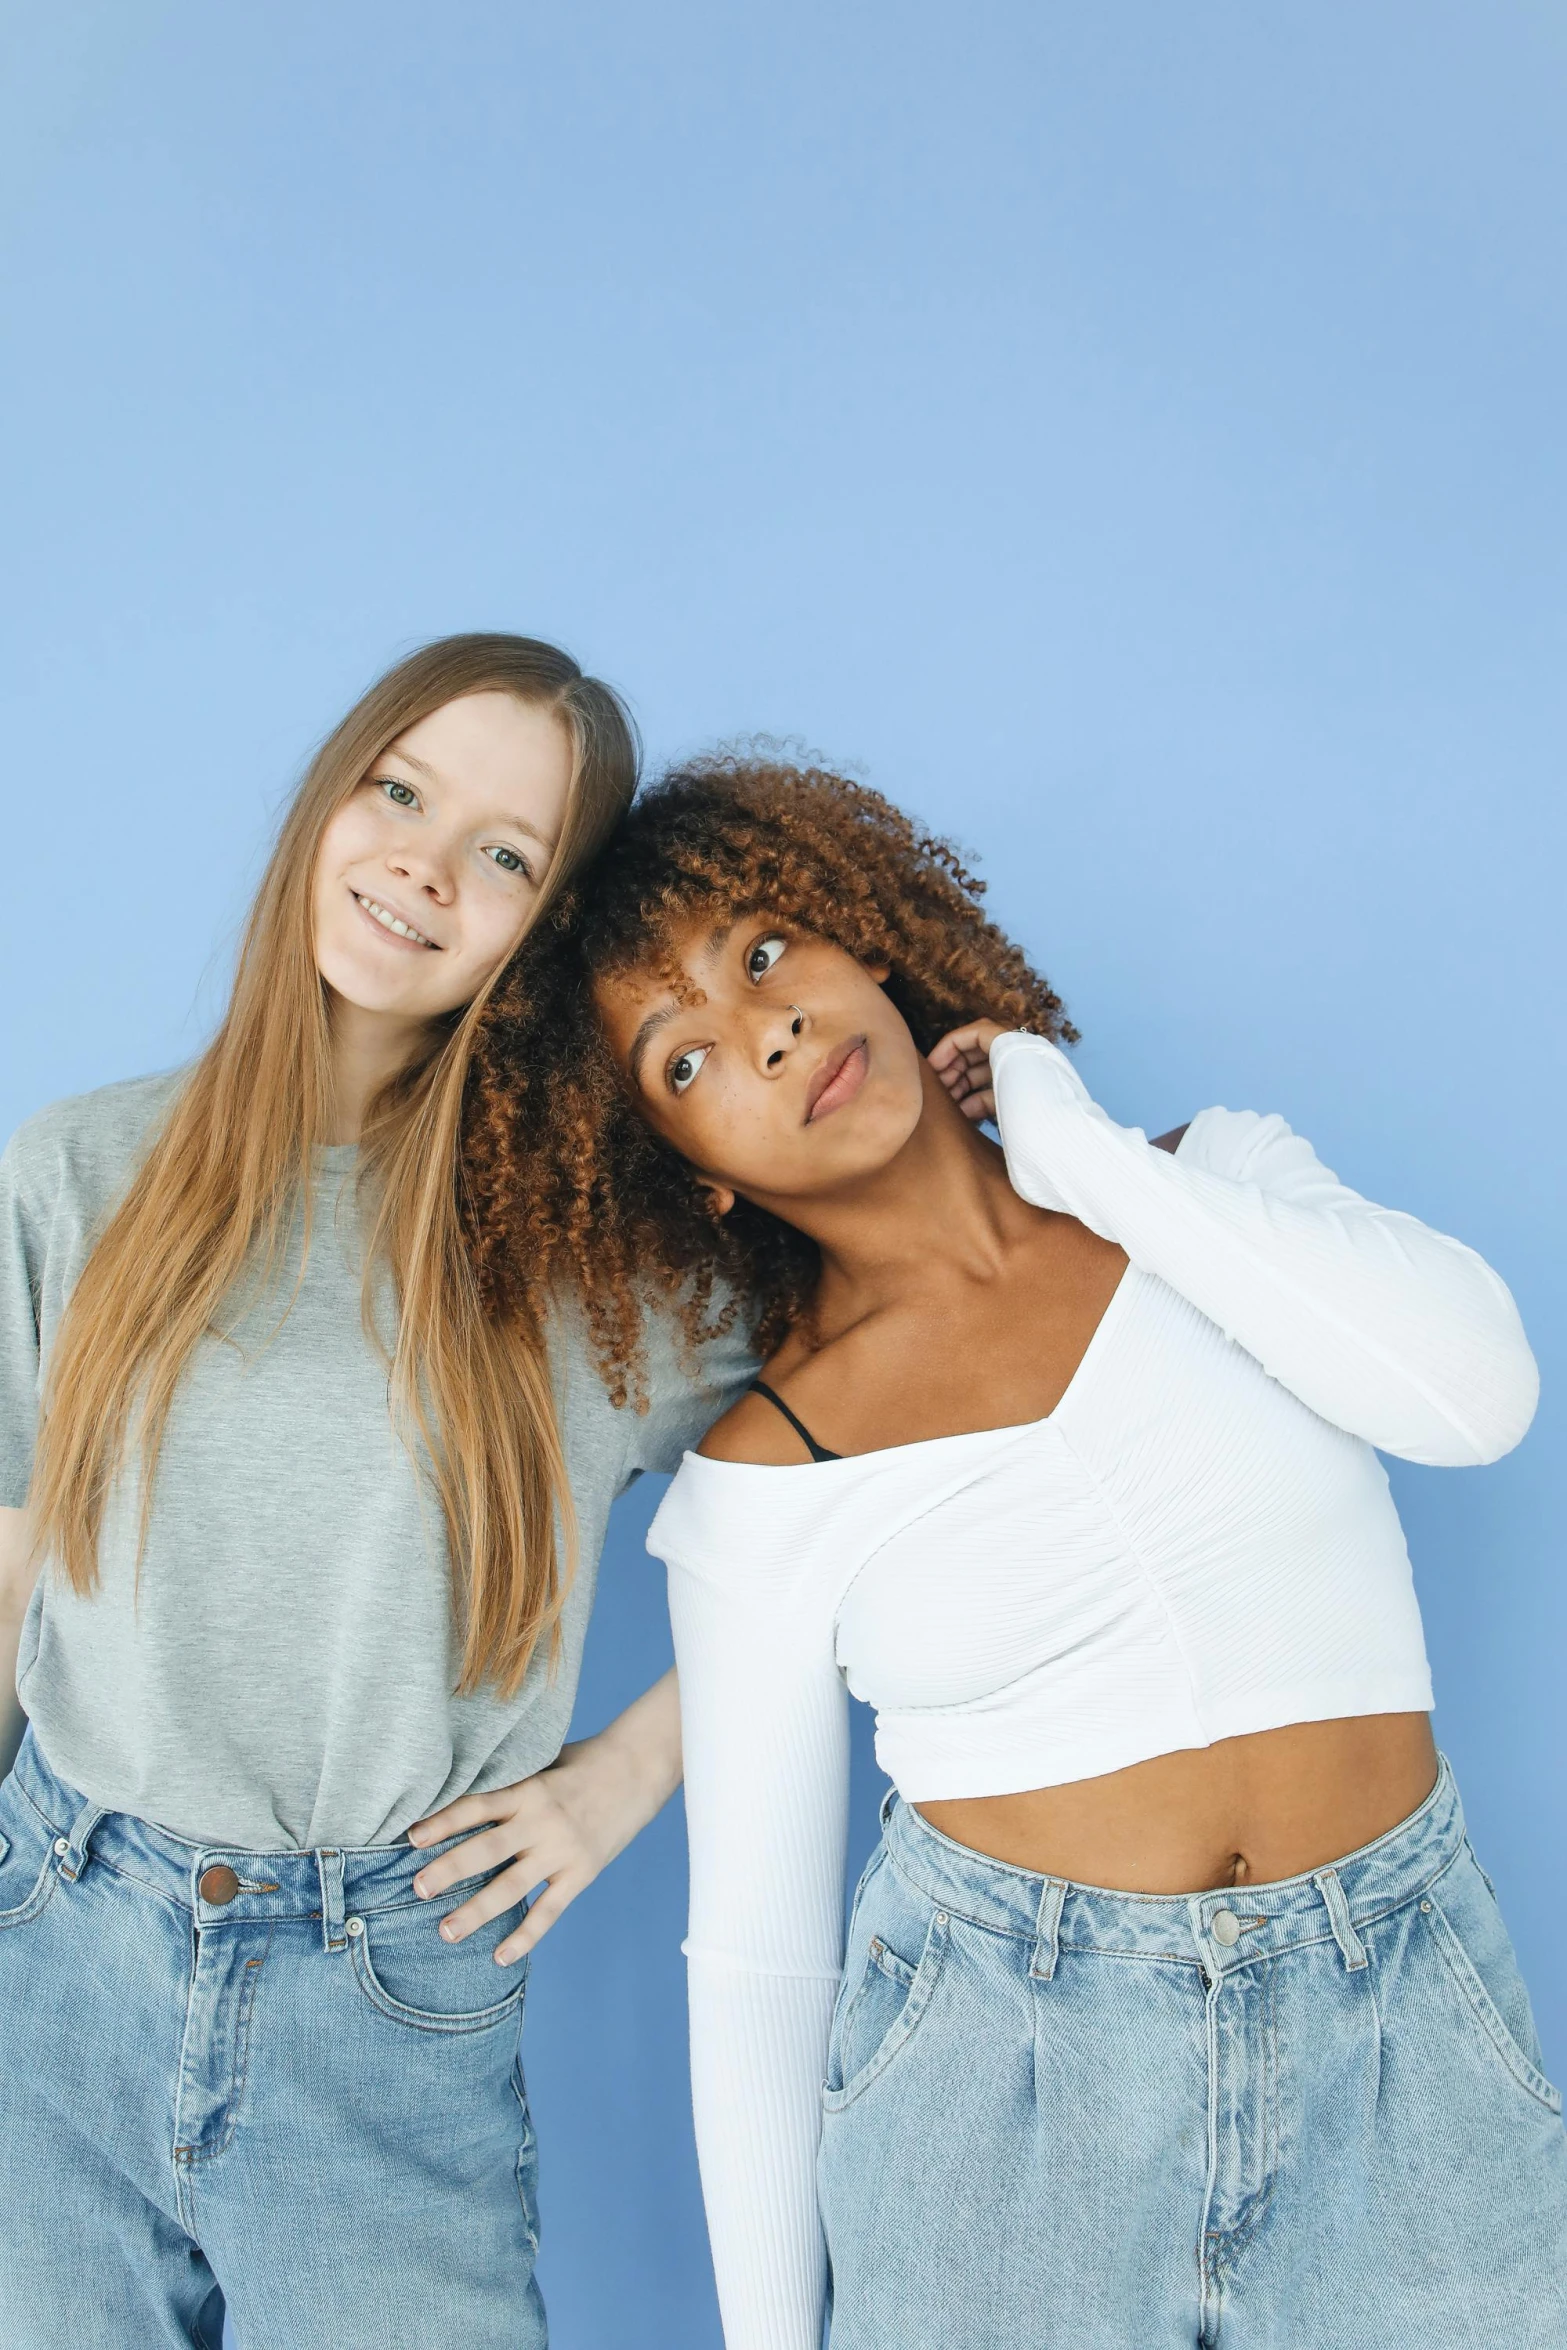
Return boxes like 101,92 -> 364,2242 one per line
1463,1352 -> 1541,1467
1403,1347 -> 1541,1469
1462,1296 -> 1542,1465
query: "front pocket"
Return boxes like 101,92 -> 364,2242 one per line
822,1908 -> 949,2113
0,1787 -> 59,1933
1423,1861 -> 1560,2114
348,1906 -> 529,2035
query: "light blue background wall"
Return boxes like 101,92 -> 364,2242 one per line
2,5 -> 1562,2341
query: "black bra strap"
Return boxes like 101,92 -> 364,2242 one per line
748,1379 -> 842,1464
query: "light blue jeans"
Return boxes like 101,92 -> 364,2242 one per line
819,1760 -> 1567,2347
0,1731 -> 545,2349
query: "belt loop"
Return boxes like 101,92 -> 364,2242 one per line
57,1797 -> 107,1883
317,1849 -> 347,1953
1314,1867 -> 1368,1971
1030,1877 -> 1067,1982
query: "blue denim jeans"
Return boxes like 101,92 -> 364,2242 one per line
819,1760 -> 1567,2348
0,1731 -> 545,2349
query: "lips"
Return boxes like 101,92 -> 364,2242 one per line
352,890 -> 441,951
805,1035 -> 869,1123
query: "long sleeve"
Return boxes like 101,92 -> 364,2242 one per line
990,1032 -> 1538,1467
660,1518 -> 850,2350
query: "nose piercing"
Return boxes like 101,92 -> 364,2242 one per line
788,1005 -> 804,1035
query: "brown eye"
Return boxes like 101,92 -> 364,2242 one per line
746,935 -> 786,982
669,1046 -> 710,1095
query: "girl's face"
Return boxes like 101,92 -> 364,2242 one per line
595,913 -> 928,1213
313,690 -> 574,1026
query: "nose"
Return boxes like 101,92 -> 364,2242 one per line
385,830 -> 456,904
762,1003 -> 806,1072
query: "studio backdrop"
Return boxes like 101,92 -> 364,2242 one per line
2,6 -> 1562,2343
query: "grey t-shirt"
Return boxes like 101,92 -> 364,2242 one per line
0,1072 -> 753,1850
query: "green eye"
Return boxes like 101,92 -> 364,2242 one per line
379,778 -> 419,809
486,845 -> 533,877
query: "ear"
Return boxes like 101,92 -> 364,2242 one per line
696,1174 -> 736,1219
865,960 -> 892,984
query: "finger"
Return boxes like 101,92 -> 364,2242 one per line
928,1023 -> 992,1067
496,1877 -> 580,1965
935,1048 -> 985,1096
437,1858 -> 547,1946
959,1089 -> 996,1123
408,1791 -> 508,1847
414,1822 -> 536,1899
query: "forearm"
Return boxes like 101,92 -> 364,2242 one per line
991,1034 -> 1538,1464
690,1957 -> 836,2350
549,1665 -> 684,1864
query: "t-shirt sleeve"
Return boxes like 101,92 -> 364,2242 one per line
990,1031 -> 1539,1468
0,1120 -> 51,1509
622,1283 -> 761,1481
655,1492 -> 849,2350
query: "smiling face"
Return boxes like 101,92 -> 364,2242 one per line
594,912 -> 929,1213
313,688 -> 575,1030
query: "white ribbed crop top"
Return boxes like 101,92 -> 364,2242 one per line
646,1035 -> 1540,2350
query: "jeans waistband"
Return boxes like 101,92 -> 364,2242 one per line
10,1730 -> 439,1955
881,1755 -> 1466,1979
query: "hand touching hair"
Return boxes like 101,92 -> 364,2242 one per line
463,753 -> 1077,1402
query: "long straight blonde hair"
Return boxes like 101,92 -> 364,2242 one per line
29,634 -> 638,1695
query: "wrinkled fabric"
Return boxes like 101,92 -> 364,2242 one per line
819,1764 -> 1567,2349
0,1730 -> 546,2349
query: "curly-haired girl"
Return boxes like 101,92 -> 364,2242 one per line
480,750 -> 1565,2350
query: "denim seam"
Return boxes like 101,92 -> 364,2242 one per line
21,1836 -> 441,1923
1344,1844 -> 1464,1936
1205,1958 -> 1282,2270
822,1911 -> 950,2114
63,1846 -> 201,1919
0,1841 -> 59,1932
1422,1893 -> 1561,2112
510,2053 -> 540,2260
883,1845 -> 1035,1942
883,1860 -> 1464,1973
347,1934 -> 528,2035
9,1776 -> 65,1843
176,1924 -> 274,2171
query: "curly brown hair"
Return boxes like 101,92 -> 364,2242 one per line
461,753 -> 1077,1403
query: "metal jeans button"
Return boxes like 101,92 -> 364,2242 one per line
199,1864 -> 240,1906
1211,1908 -> 1242,1947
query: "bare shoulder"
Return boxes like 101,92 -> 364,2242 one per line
695,1321 -> 871,1465
696,1388 -> 820,1466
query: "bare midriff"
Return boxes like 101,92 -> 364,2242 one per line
914,1713 -> 1439,1895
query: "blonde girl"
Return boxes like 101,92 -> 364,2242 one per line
0,636 -> 751,2349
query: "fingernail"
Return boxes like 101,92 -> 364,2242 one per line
413,1876 -> 429,1898
439,1919 -> 460,1941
